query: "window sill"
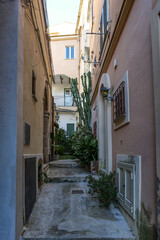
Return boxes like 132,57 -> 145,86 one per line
32,94 -> 38,102
64,58 -> 76,60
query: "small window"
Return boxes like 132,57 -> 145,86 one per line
113,81 -> 125,123
99,0 -> 109,54
93,121 -> 97,138
32,70 -> 36,96
66,46 -> 75,59
117,162 -> 135,219
24,123 -> 30,146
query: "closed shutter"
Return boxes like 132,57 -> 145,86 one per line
67,123 -> 74,136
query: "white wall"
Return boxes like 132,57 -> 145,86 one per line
58,112 -> 78,133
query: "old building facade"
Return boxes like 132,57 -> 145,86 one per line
86,0 -> 158,238
0,1 -> 53,239
50,22 -> 79,136
151,0 -> 160,237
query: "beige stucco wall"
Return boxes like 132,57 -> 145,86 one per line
50,37 -> 79,79
90,0 -> 157,235
23,0 -> 52,156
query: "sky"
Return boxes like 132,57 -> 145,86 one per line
46,0 -> 80,26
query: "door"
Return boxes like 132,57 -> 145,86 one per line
67,123 -> 74,136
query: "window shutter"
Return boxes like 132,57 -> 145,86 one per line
100,16 -> 102,53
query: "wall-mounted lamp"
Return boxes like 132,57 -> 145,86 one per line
55,114 -> 60,122
101,87 -> 113,101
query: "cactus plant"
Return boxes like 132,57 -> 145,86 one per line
71,72 -> 92,130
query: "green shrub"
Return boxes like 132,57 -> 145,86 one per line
86,172 -> 117,208
70,125 -> 98,166
58,145 -> 65,155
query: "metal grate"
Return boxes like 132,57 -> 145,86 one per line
72,190 -> 84,194
113,81 -> 125,123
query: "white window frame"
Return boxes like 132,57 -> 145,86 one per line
117,162 -> 136,219
64,88 -> 73,106
65,46 -> 75,59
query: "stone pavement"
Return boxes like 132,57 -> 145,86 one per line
21,159 -> 135,240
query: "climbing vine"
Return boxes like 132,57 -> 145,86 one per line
71,72 -> 92,130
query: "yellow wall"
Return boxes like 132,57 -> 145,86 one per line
23,0 -> 53,156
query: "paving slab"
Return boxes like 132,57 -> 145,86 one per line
22,182 -> 135,240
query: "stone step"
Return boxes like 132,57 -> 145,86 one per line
48,176 -> 88,183
21,237 -> 135,240
49,159 -> 80,168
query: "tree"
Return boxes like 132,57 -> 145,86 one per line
71,72 -> 92,130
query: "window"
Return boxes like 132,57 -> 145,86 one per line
113,71 -> 130,130
117,162 -> 135,219
24,123 -> 30,146
66,46 -> 75,59
32,70 -> 37,102
93,121 -> 97,138
64,89 -> 74,106
32,70 -> 36,96
99,0 -> 109,54
113,81 -> 125,123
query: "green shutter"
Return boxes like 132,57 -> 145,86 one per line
67,123 -> 74,136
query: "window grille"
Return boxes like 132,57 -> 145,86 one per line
113,81 -> 125,123
93,121 -> 97,138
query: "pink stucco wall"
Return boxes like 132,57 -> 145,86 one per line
92,0 -> 157,223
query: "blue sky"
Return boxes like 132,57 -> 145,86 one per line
46,0 -> 80,26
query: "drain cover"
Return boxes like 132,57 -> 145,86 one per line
72,190 -> 84,194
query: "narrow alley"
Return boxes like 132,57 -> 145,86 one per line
1,0 -> 160,239
22,159 -> 135,240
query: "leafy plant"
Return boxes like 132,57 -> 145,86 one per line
58,145 -> 65,155
71,72 -> 92,130
38,160 -> 49,184
70,125 -> 98,166
54,144 -> 65,155
86,172 -> 117,208
54,128 -> 69,154
55,128 -> 66,145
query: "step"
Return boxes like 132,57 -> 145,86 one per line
21,237 -> 135,240
49,160 -> 80,168
48,176 -> 88,183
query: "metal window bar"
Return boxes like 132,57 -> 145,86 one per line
113,81 -> 125,122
